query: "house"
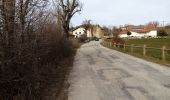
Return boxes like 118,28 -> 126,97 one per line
93,25 -> 105,38
71,25 -> 104,38
119,25 -> 157,38
72,27 -> 92,38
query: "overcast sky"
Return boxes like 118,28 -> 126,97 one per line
71,0 -> 170,27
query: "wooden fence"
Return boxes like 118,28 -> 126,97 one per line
102,42 -> 170,63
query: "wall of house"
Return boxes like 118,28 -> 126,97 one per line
130,31 -> 141,37
73,28 -> 85,38
73,28 -> 92,38
93,27 -> 104,38
119,31 -> 157,38
120,34 -> 128,38
146,31 -> 157,37
72,26 -> 105,39
87,30 -> 92,38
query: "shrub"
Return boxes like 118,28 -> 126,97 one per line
127,31 -> 132,35
0,22 -> 75,99
71,38 -> 81,48
157,30 -> 168,36
78,34 -> 88,43
112,34 -> 125,48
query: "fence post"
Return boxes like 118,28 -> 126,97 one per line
117,43 -> 119,48
162,46 -> 166,63
131,44 -> 134,53
110,42 -> 112,48
123,44 -> 126,51
143,45 -> 146,56
114,43 -> 116,48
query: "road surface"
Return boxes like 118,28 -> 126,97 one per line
68,41 -> 170,100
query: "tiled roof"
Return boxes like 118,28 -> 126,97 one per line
120,25 -> 157,34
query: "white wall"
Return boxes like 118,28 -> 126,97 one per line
119,31 -> 157,38
146,31 -> 157,37
120,34 -> 128,38
72,27 -> 92,38
119,31 -> 141,38
87,30 -> 92,38
73,28 -> 85,38
130,31 -> 141,37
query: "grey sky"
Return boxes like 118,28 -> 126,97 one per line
71,0 -> 170,26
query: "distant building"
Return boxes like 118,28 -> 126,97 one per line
71,26 -> 92,38
70,25 -> 105,38
119,25 -> 157,38
93,25 -> 105,38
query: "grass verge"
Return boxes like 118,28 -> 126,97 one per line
101,41 -> 170,67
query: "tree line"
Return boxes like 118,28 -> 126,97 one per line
0,0 -> 81,99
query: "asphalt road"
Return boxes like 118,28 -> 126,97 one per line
68,41 -> 170,100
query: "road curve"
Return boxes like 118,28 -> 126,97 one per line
68,41 -> 170,100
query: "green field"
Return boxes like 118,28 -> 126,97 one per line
125,38 -> 170,48
125,38 -> 170,64
103,38 -> 170,66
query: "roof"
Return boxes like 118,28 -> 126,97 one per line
120,25 -> 157,34
70,24 -> 103,32
70,25 -> 85,32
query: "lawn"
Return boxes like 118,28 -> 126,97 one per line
102,38 -> 170,66
125,38 -> 170,48
125,38 -> 170,64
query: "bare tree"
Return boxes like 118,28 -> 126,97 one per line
0,0 -> 15,47
147,21 -> 159,27
102,26 -> 112,36
0,0 -> 51,99
82,20 -> 91,33
0,0 -> 79,99
82,20 -> 94,38
55,0 -> 82,38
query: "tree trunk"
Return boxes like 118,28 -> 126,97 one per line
2,0 -> 16,61
2,0 -> 15,45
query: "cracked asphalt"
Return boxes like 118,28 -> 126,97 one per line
68,41 -> 170,100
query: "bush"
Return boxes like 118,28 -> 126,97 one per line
157,30 -> 168,36
112,36 -> 125,48
71,38 -> 81,48
127,31 -> 132,35
78,34 -> 88,43
0,22 -> 75,99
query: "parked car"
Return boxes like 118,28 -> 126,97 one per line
93,37 -> 99,41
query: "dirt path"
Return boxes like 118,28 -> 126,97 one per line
68,41 -> 170,100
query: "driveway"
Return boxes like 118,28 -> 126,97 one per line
68,41 -> 170,100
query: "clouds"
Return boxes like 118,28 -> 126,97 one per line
71,0 -> 170,26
